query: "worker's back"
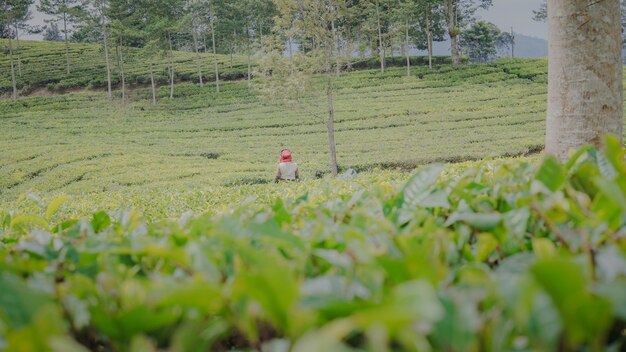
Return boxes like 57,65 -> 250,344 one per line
278,162 -> 298,180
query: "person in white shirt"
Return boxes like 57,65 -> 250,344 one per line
275,149 -> 300,183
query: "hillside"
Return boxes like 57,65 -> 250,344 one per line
0,39 -> 250,94
0,56 -> 551,206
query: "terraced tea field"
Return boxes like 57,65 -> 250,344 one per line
1,58 -> 552,205
0,39 -> 250,94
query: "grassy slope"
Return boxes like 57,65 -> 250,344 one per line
0,39 -> 249,94
0,56 -> 552,204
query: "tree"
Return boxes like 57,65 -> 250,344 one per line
534,0 -> 626,49
39,0 -> 86,74
143,0 -> 185,99
1,0 -> 31,100
459,21 -> 509,63
442,0 -> 491,65
43,22 -> 63,41
258,0 -> 342,176
545,0 -> 623,160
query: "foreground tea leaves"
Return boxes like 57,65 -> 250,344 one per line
1,140 -> 626,350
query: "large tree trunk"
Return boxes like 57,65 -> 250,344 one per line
100,2 -> 112,100
190,12 -> 203,87
326,78 -> 338,177
168,33 -> 174,99
445,0 -> 460,65
8,36 -> 17,101
375,0 -> 384,72
150,63 -> 156,106
210,18 -> 220,93
546,0 -> 623,160
63,11 -> 71,74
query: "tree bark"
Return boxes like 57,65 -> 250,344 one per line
246,24 -> 251,83
210,17 -> 220,93
426,12 -> 433,69
546,0 -> 623,160
118,42 -> 126,103
14,23 -> 21,76
63,11 -> 71,74
190,7 -> 203,87
445,0 -> 460,65
150,63 -> 156,106
8,36 -> 17,101
100,0 -> 112,100
330,11 -> 340,77
168,32 -> 174,99
405,17 -> 410,77
326,78 -> 338,177
375,0 -> 384,72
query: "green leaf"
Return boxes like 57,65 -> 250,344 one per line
536,156 -> 565,192
0,272 -> 52,329
475,233 -> 498,262
401,164 -> 445,208
90,211 -> 111,233
45,195 -> 69,220
532,238 -> 556,260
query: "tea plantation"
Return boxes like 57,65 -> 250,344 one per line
2,40 -> 626,351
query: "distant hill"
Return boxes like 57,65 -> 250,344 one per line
411,33 -> 548,59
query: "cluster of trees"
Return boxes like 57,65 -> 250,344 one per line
0,0 -> 520,102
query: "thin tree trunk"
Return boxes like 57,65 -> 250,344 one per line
246,24 -> 251,83
426,16 -> 433,69
14,23 -> 21,76
405,17 -> 410,77
210,17 -> 220,93
118,42 -> 126,103
168,32 -> 174,99
101,1 -> 112,100
63,11 -> 71,74
376,0 -> 384,72
345,33 -> 353,71
510,27 -> 515,58
545,0 -> 623,160
190,9 -> 203,86
230,29 -> 235,69
330,6 -> 340,77
8,36 -> 17,101
326,78 -> 338,177
150,63 -> 156,106
445,0 -> 460,65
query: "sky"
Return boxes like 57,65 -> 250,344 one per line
23,0 -> 548,41
477,0 -> 547,39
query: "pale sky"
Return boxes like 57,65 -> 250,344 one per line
24,0 -> 548,41
477,0 -> 547,39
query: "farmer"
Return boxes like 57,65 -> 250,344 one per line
275,149 -> 299,183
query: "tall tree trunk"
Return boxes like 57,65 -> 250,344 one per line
375,0 -> 384,72
426,11 -> 433,69
118,42 -> 126,103
545,0 -> 623,160
210,18 -> 220,93
100,1 -> 112,100
510,27 -> 515,58
230,29 -> 235,69
246,24 -> 251,83
330,8 -> 340,77
168,33 -> 174,99
405,17 -> 410,77
190,10 -> 203,87
14,23 -> 21,76
8,36 -> 17,101
63,11 -> 71,74
326,78 -> 338,177
345,32 -> 353,71
150,63 -> 156,106
445,0 -> 460,65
